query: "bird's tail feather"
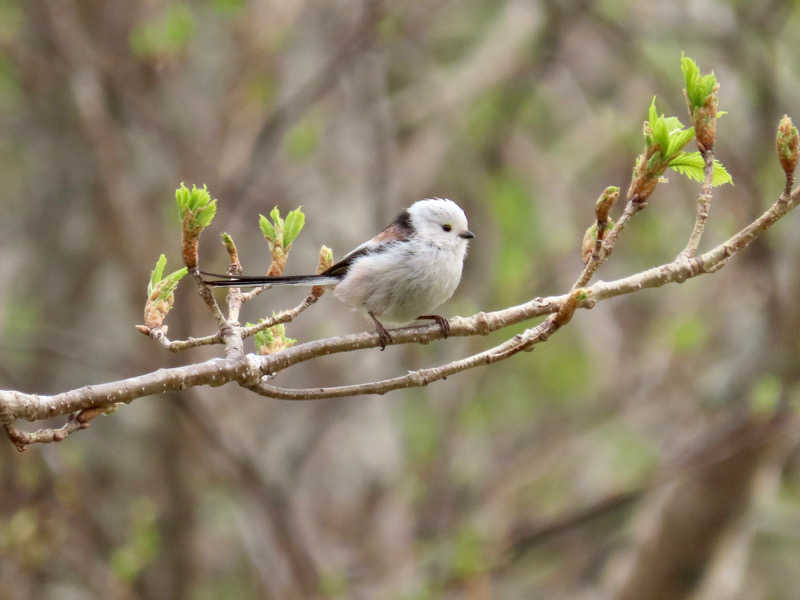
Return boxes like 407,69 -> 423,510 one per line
200,271 -> 340,288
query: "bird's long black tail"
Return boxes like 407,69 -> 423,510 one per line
200,271 -> 341,288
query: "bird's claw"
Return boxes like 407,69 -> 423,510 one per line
377,328 -> 393,351
369,311 -> 393,350
418,315 -> 450,338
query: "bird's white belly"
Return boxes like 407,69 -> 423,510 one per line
333,242 -> 464,324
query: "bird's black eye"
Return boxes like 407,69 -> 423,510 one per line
442,224 -> 452,232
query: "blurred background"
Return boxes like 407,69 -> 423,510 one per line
3,1 -> 800,598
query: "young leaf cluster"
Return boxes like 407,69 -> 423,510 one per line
144,254 -> 187,329
680,54 -> 719,150
248,319 -> 297,355
645,98 -> 695,167
259,206 -> 306,275
176,183 -> 217,232
627,98 -> 698,201
259,206 -> 306,251
642,97 -> 731,189
681,54 -> 717,114
147,254 -> 187,301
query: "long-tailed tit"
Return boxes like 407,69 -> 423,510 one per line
202,198 -> 474,350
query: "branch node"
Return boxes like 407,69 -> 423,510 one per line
475,312 -> 492,335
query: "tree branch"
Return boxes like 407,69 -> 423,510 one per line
680,147 -> 715,258
573,186 -> 648,288
3,181 -> 798,447
240,293 -> 321,340
137,327 -> 223,352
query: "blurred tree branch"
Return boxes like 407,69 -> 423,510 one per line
609,413 -> 800,600
233,0 -> 385,203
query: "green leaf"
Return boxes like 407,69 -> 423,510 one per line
176,183 -> 216,229
259,214 -> 276,242
155,267 -> 188,301
250,319 -> 296,353
192,184 -> 212,209
668,152 -> 703,181
663,116 -> 685,132
666,127 -> 696,157
681,53 -> 717,111
266,206 -> 285,247
175,183 -> 190,213
283,206 -> 305,248
668,152 -> 733,186
647,98 -> 682,154
196,202 -> 217,228
712,160 -> 733,186
652,114 -> 669,151
148,254 -> 167,297
269,206 -> 284,231
681,54 -> 700,92
251,321 -> 272,349
646,98 -> 693,161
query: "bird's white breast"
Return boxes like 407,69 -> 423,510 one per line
333,240 -> 466,324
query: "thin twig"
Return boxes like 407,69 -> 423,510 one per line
239,284 -> 272,303
573,195 -> 646,288
784,170 -> 795,198
4,420 -> 84,452
680,148 -> 715,258
191,270 -> 227,327
223,233 -> 245,323
240,294 -> 321,340
138,293 -> 320,351
138,326 -> 224,352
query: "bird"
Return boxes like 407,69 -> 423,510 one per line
202,198 -> 474,350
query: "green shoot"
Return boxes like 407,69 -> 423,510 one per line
176,183 -> 217,232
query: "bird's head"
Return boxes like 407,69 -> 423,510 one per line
407,198 -> 475,250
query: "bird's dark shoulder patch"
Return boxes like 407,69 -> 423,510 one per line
392,209 -> 413,233
373,210 -> 413,244
321,210 -> 414,277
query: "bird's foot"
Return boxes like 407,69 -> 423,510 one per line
369,311 -> 393,351
417,314 -> 450,338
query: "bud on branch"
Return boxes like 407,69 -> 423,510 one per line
776,114 -> 799,182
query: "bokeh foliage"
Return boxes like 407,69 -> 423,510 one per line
2,1 -> 800,598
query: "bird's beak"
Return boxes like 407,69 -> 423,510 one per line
459,230 -> 475,239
